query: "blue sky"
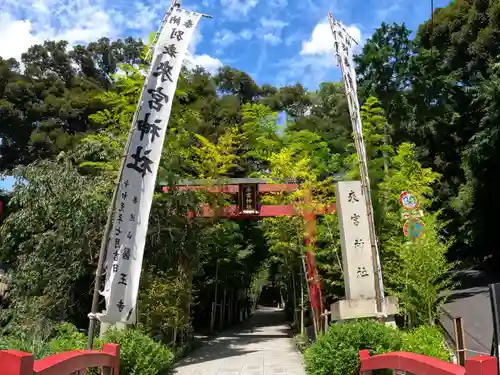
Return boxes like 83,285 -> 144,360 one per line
0,0 -> 451,91
0,0 -> 451,191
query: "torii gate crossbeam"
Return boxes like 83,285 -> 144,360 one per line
160,178 -> 335,219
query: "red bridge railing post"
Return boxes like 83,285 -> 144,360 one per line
359,350 -> 372,375
1,350 -> 34,375
101,343 -> 120,375
465,356 -> 498,375
359,350 -> 499,375
1,343 -> 120,375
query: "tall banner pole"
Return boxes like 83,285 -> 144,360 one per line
327,13 -> 386,317
87,1 -> 209,348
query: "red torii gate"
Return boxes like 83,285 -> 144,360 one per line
160,178 -> 335,218
160,178 -> 335,333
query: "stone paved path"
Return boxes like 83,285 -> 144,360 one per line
172,307 -> 306,375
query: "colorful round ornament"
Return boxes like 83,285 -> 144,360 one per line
399,191 -> 419,211
403,218 -> 425,240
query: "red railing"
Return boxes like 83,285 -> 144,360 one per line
359,350 -> 498,375
1,343 -> 119,375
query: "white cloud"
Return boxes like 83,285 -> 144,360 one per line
375,0 -> 404,21
259,17 -> 287,46
121,2 -> 163,32
274,19 -> 364,90
300,21 -> 361,56
188,25 -> 204,55
190,54 -> 223,75
1,0 -> 223,81
0,0 -> 174,61
214,29 -> 239,46
56,10 -> 113,45
239,29 -> 253,40
0,13 -> 41,60
0,0 -> 132,61
274,53 -> 335,90
269,0 -> 287,7
220,0 -> 258,19
260,18 -> 288,30
186,22 -> 223,76
214,28 -> 253,48
284,32 -> 304,46
263,33 -> 281,46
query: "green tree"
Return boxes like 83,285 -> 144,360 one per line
344,96 -> 393,233
0,37 -> 144,171
379,143 -> 454,327
288,82 -> 351,156
355,22 -> 413,133
0,158 -> 111,330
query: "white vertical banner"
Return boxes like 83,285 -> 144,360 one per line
330,20 -> 366,158
97,8 -> 202,324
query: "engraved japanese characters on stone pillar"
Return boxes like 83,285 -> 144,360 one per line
336,180 -> 377,300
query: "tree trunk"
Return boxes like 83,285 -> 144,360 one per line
178,253 -> 193,343
300,276 -> 305,336
220,283 -> 227,329
228,291 -> 233,325
186,269 -> 194,340
211,261 -> 219,333
172,311 -> 178,345
291,266 -> 298,327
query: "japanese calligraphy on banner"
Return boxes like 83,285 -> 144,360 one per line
97,8 -> 202,324
331,24 -> 357,98
336,181 -> 377,300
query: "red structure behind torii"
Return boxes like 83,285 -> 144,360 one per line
160,178 -> 335,333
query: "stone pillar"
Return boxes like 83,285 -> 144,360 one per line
331,181 -> 398,322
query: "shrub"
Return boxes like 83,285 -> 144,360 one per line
304,320 -> 451,375
1,322 -> 175,375
0,323 -> 94,359
0,320 -> 59,359
401,325 -> 452,361
304,320 -> 401,375
379,144 -> 455,328
103,327 -> 175,375
48,322 -> 88,353
0,332 -> 52,359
